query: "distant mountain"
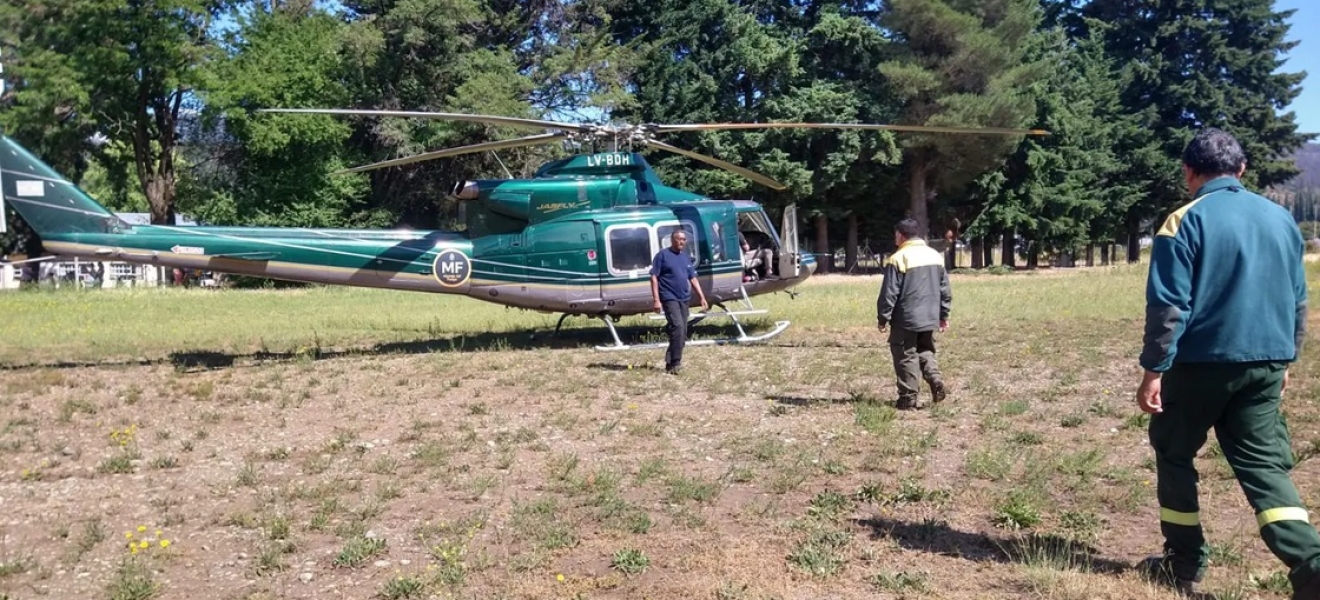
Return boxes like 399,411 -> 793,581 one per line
1267,143 -> 1320,226
1292,143 -> 1320,188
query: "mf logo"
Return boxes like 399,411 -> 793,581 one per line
433,248 -> 472,288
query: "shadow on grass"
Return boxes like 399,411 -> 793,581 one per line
767,391 -> 891,406
855,515 -> 1133,576
585,363 -> 663,372
766,394 -> 861,406
0,320 -> 771,371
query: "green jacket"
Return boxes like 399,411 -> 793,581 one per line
877,238 -> 951,332
1140,176 -> 1308,372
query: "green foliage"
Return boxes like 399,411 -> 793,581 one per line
877,0 -> 1049,236
1062,0 -> 1314,238
0,0 -> 224,223
194,6 -> 377,227
964,25 -> 1130,252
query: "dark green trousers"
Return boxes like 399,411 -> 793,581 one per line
1150,361 -> 1320,589
888,325 -> 940,402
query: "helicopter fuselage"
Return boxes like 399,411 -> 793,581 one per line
3,140 -> 814,319
37,199 -> 813,316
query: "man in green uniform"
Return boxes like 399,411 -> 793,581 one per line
1135,127 -> 1320,599
877,218 -> 951,410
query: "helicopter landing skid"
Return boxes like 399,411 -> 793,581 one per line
593,305 -> 790,352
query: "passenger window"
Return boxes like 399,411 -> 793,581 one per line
608,226 -> 653,273
657,222 -> 699,265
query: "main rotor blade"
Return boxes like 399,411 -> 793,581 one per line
653,122 -> 1050,136
643,139 -> 788,191
337,132 -> 570,174
260,108 -> 588,133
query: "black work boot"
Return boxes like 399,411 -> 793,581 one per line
929,379 -> 947,403
1136,553 -> 1201,596
896,396 -> 922,410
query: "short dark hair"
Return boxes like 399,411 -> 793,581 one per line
1182,127 -> 1246,178
895,218 -> 922,239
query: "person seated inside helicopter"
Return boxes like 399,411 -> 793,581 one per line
739,231 -> 775,281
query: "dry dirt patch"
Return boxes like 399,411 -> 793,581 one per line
0,272 -> 1317,600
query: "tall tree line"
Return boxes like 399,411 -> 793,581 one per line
0,0 -> 1312,269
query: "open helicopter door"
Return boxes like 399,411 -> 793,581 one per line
778,203 -> 799,279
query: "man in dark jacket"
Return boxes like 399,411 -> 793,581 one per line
650,229 -> 708,374
1135,127 -> 1320,600
877,218 -> 951,410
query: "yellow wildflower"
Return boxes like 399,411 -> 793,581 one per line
556,574 -> 565,582
160,540 -> 171,548
130,546 -> 138,555
137,525 -> 147,533
139,541 -> 149,549
125,532 -> 133,539
155,530 -> 162,537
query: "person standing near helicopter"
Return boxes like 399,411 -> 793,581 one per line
651,230 -> 709,374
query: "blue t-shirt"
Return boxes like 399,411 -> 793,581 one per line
650,247 -> 697,302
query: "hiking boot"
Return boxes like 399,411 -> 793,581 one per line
1136,553 -> 1201,596
896,396 -> 923,410
929,380 -> 947,403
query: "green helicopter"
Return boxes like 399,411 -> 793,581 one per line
0,109 -> 1046,349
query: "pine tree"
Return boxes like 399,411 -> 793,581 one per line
964,24 -> 1131,267
876,0 -> 1048,238
1064,0 -> 1314,258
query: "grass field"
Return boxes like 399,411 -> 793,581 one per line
1,263 -> 1318,600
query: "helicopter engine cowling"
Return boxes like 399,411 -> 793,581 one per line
452,181 -> 480,200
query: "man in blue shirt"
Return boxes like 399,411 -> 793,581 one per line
1135,127 -> 1320,600
650,230 -> 708,374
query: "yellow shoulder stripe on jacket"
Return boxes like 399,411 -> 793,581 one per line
1157,197 -> 1207,238
885,241 -> 944,273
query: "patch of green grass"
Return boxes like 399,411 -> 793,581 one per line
666,473 -> 721,503
965,448 -> 1016,481
333,536 -> 387,568
787,528 -> 851,577
854,402 -> 897,435
806,490 -> 855,522
992,490 -> 1041,530
867,570 -> 930,594
611,548 -> 650,575
106,557 -> 158,600
380,573 -> 429,599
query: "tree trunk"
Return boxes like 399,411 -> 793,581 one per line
1026,243 -> 1040,269
134,88 -> 181,226
971,237 -> 984,269
1101,244 -> 1111,265
845,213 -> 858,272
983,235 -> 994,267
814,213 -> 831,274
1086,243 -> 1095,267
146,175 -> 176,226
1126,221 -> 1141,263
907,157 -> 931,237
1001,229 -> 1016,268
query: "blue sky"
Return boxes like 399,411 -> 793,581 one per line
1279,0 -> 1319,134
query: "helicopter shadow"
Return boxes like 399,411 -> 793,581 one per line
163,321 -> 761,372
